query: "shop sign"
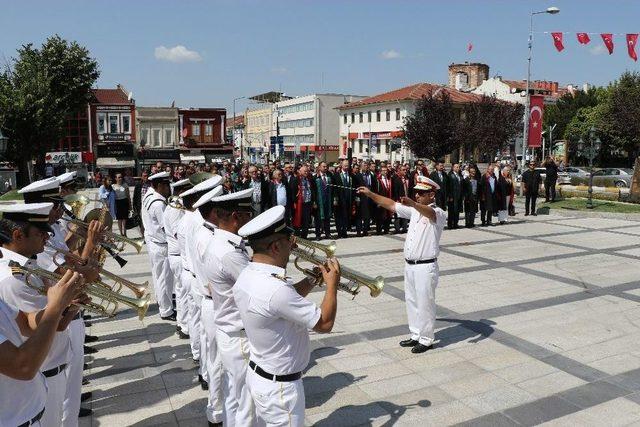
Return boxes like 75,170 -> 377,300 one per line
45,152 -> 82,164
96,143 -> 134,158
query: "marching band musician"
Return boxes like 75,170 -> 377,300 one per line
234,205 -> 341,426
141,171 -> 175,321
357,175 -> 446,353
194,187 -> 255,426
165,178 -> 192,339
0,203 -> 91,427
176,175 -> 223,424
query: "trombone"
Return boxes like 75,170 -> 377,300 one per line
46,243 -> 149,298
8,261 -> 150,320
292,238 -> 384,298
67,218 -> 145,254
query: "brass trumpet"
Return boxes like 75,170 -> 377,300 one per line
8,261 -> 150,320
46,243 -> 149,298
292,240 -> 384,298
63,194 -> 90,219
67,218 -> 144,254
168,196 -> 186,210
295,237 -> 337,258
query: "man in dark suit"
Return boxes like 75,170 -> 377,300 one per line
479,166 -> 499,226
429,161 -> 448,210
248,165 -> 270,215
268,168 -> 292,221
543,156 -> 558,202
375,163 -> 393,234
354,161 -> 376,236
522,161 -> 542,216
335,159 -> 354,238
462,166 -> 480,227
446,163 -> 463,229
289,164 -> 315,238
391,164 -> 410,233
313,161 -> 333,240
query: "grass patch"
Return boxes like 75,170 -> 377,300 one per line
538,198 -> 640,213
0,190 -> 23,201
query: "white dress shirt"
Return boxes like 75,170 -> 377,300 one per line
233,262 -> 321,375
0,299 -> 48,427
37,221 -> 69,272
395,203 -> 446,261
203,228 -> 249,334
163,204 -> 184,256
141,188 -> 168,244
192,219 -> 217,297
0,248 -> 71,370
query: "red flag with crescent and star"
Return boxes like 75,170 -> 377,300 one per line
627,34 -> 639,61
467,42 -> 473,52
528,95 -> 545,148
577,33 -> 591,44
601,33 -> 614,54
551,32 -> 564,52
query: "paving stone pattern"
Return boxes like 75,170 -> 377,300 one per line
80,213 -> 640,426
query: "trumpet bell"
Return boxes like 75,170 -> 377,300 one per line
295,237 -> 337,258
64,194 -> 90,219
84,207 -> 113,229
188,172 -> 214,186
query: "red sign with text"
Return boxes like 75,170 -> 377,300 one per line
528,95 -> 544,148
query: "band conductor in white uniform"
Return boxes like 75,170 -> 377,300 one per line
234,205 -> 341,426
196,187 -> 255,426
357,175 -> 446,353
141,171 -> 175,320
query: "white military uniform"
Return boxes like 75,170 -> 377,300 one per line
0,247 -> 72,427
234,262 -> 320,427
164,199 -> 187,332
395,201 -> 446,346
141,185 -> 174,317
0,298 -> 48,427
176,209 -> 199,361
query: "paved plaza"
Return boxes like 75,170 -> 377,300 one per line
79,212 -> 640,426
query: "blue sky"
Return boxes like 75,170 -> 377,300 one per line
1,0 -> 639,114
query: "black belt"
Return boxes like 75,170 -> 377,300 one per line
249,361 -> 302,382
42,363 -> 67,378
405,258 -> 437,265
17,407 -> 45,427
204,295 -> 213,300
169,253 -> 180,256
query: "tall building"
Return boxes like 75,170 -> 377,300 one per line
244,107 -> 273,163
178,108 -> 232,163
136,106 -> 180,171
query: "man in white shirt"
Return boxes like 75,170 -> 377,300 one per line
196,188 -> 254,426
141,172 -> 174,320
358,176 -> 446,353
234,206 -> 341,426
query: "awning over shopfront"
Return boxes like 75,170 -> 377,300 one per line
180,154 -> 206,163
96,157 -> 136,168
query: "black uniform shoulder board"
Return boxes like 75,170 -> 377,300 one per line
270,273 -> 290,282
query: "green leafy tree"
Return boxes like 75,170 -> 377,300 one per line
403,89 -> 461,162
0,35 -> 99,183
544,88 -> 602,143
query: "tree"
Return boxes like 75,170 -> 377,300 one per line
458,95 -> 523,158
0,35 -> 99,183
403,89 -> 460,162
543,88 -> 602,143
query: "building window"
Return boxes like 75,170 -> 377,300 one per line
192,124 -> 200,136
376,110 -> 381,122
386,110 -> 390,121
381,140 -> 387,154
358,112 -> 363,123
164,129 -> 173,147
152,129 -> 161,147
351,113 -> 355,123
205,124 -> 213,136
358,140 -> 363,153
140,128 -> 149,145
367,111 -> 372,122
343,114 -> 347,124
108,114 -> 119,133
121,114 -> 131,134
395,108 -> 401,121
97,113 -> 106,134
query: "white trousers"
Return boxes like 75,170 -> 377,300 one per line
201,298 -> 223,424
170,256 -> 189,333
404,262 -> 439,346
41,370 -> 68,427
216,329 -> 255,427
181,270 -> 198,360
190,289 -> 207,381
61,317 -> 85,427
147,242 -> 173,317
246,369 -> 304,427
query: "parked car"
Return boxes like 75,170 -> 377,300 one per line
516,167 -> 570,184
568,168 -> 634,187
564,167 -> 591,185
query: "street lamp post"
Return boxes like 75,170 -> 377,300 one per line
233,96 -> 245,162
0,129 -> 9,159
521,6 -> 560,172
577,126 -> 602,209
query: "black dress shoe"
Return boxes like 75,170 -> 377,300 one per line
84,321 -> 93,328
81,391 -> 92,402
83,314 -> 92,321
208,422 -> 223,427
84,345 -> 98,354
177,330 -> 190,339
200,380 -> 209,391
79,407 -> 92,417
411,343 -> 434,354
193,358 -> 200,366
161,311 -> 177,321
82,378 -> 90,386
83,363 -> 89,370
399,339 -> 419,347
84,334 -> 99,343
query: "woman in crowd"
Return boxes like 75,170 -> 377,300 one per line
98,176 -> 117,219
112,172 -> 132,236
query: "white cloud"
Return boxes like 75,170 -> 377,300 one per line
154,45 -> 202,63
381,49 -> 402,60
589,45 -> 607,56
271,66 -> 288,75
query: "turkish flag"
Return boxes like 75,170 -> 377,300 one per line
528,95 -> 544,148
601,33 -> 614,54
551,32 -> 564,52
577,33 -> 591,44
467,42 -> 473,52
627,34 -> 639,61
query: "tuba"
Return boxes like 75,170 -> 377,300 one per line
8,261 -> 150,320
292,238 -> 384,298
